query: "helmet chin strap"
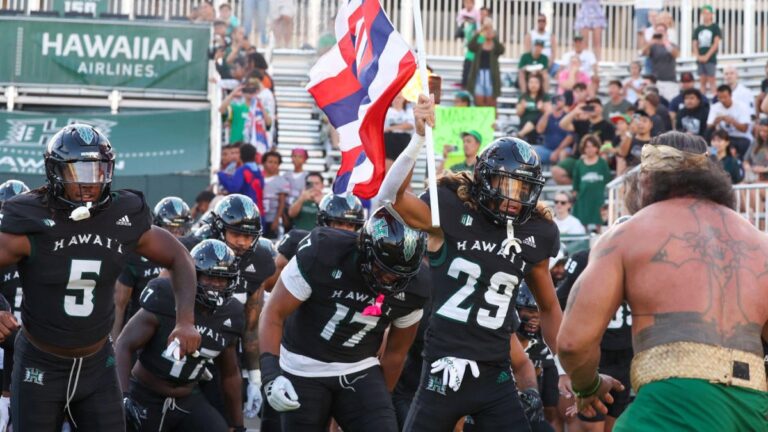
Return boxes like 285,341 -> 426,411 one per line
501,219 -> 522,257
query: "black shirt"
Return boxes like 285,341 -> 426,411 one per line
676,104 -> 710,136
573,119 -> 616,157
276,229 -> 310,260
117,253 -> 164,326
0,190 -> 152,348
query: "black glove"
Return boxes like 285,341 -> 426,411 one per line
519,388 -> 546,424
123,393 -> 148,432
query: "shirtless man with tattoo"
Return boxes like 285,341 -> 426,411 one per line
557,131 -> 768,431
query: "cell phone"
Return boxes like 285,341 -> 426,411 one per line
652,33 -> 663,39
445,145 -> 458,153
582,105 -> 595,113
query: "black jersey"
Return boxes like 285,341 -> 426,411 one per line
281,228 -> 429,365
557,249 -> 632,351
117,253 -> 164,324
276,229 -> 309,260
420,186 -> 559,364
0,265 -> 22,319
182,234 -> 276,303
138,278 -> 244,385
524,338 -> 555,369
0,190 -> 152,349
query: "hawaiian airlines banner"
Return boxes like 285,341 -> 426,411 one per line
0,17 -> 210,93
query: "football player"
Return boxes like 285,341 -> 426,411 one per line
116,239 -> 245,432
180,194 -> 276,419
378,95 -> 562,431
0,124 -> 200,431
0,180 -> 29,319
258,207 -> 429,431
516,283 -> 561,431
556,249 -> 633,432
112,196 -> 192,340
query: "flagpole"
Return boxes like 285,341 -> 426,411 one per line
411,0 -> 440,227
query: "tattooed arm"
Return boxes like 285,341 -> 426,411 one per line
557,234 -> 624,392
243,285 -> 266,370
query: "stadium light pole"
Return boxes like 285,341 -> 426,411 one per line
412,0 -> 440,227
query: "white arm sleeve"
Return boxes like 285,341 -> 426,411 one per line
392,308 -> 424,328
280,257 -> 312,301
376,134 -> 426,204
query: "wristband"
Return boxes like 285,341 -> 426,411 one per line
572,373 -> 602,399
259,352 -> 281,384
248,369 -> 261,386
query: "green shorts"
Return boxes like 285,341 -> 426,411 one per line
613,378 -> 768,432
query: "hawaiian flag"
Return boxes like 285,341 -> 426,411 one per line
306,0 -> 416,198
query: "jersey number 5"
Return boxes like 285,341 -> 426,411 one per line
64,259 -> 101,317
436,257 -> 518,330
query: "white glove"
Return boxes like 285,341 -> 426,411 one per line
430,357 -> 480,392
244,370 -> 263,418
0,396 -> 10,432
264,375 -> 301,412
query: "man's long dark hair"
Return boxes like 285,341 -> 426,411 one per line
641,131 -> 736,209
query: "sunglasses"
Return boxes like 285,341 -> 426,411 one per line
554,200 -> 569,205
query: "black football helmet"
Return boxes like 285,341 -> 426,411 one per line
44,124 -> 115,210
358,207 -> 427,295
0,180 -> 29,205
317,193 -> 365,230
153,196 -> 192,238
190,239 -> 238,308
472,137 -> 545,225
211,194 -> 262,241
515,282 -> 540,339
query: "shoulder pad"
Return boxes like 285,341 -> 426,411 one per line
217,299 -> 245,335
255,237 -> 277,258
295,228 -> 356,275
404,263 -> 432,304
0,192 -> 51,235
139,278 -> 176,317
277,229 -> 310,260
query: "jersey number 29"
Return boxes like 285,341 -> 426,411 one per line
64,259 -> 101,317
436,257 -> 518,330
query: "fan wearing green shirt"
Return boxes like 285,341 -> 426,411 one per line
518,40 -> 550,93
449,130 -> 482,172
287,172 -> 325,230
692,5 -> 722,97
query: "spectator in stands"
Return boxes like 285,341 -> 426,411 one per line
603,80 -> 632,120
617,110 -> 653,173
287,172 -> 324,230
711,129 -> 745,184
225,27 -> 253,71
220,87 -> 249,144
261,151 -> 291,239
608,113 -> 631,167
553,192 -> 586,235
217,143 -> 265,212
229,57 -> 248,84
557,55 -> 591,94
524,14 -> 558,74
191,0 -> 215,23
635,2 -> 662,47
554,98 -> 615,184
693,5 -> 722,97
668,72 -> 700,123
572,134 -> 612,227
251,71 -> 276,140
457,0 -> 482,89
574,0 -> 607,61
248,52 -> 274,92
638,92 -> 671,136
571,82 -> 590,107
757,61 -> 768,116
516,73 -> 550,143
191,190 -> 216,224
283,148 -> 309,203
454,90 -> 473,107
623,61 -> 645,104
450,131 -> 482,172
220,142 -> 242,173
561,34 -> 598,79
708,84 -> 753,158
675,88 -> 710,137
211,21 -> 232,78
536,94 -> 573,165
218,3 -> 239,34
467,17 -> 505,107
641,77 -> 669,107
384,93 -> 415,169
518,40 -> 550,93
744,118 -> 768,182
242,77 -> 272,156
643,22 -> 679,101
723,66 -> 756,112
272,0 -> 296,48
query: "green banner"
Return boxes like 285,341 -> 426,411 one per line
0,17 -> 210,93
0,110 -> 210,176
433,106 -> 495,169
52,0 -> 109,16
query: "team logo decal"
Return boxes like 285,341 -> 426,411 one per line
403,228 -> 419,261
331,269 -> 342,279
212,241 -> 229,260
23,368 -> 45,386
371,219 -> 389,241
516,140 -> 534,164
461,214 -> 473,226
171,198 -> 184,215
75,125 -> 95,145
240,196 -> 257,218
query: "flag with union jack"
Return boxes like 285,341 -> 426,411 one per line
306,0 -> 417,199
